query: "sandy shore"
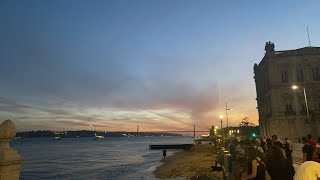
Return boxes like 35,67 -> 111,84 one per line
153,144 -> 223,180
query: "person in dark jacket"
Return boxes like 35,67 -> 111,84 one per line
266,138 -> 272,152
266,145 -> 295,180
284,138 -> 293,162
302,136 -> 313,162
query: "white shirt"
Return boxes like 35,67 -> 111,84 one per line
294,161 -> 320,180
253,145 -> 264,153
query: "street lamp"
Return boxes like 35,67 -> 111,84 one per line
291,85 -> 309,118
219,115 -> 223,135
225,103 -> 233,129
292,85 -> 315,137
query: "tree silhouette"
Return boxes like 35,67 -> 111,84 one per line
239,117 -> 255,127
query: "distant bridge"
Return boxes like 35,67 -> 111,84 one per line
151,130 -> 210,133
136,124 -> 210,137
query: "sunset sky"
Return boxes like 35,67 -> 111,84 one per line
1,1 -> 320,132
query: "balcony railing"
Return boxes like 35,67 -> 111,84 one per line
285,111 -> 296,115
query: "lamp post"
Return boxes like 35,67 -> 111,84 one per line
292,85 -> 315,137
219,114 -> 223,135
292,85 -> 310,118
225,103 -> 233,129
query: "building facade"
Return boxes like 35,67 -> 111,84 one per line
254,42 -> 320,141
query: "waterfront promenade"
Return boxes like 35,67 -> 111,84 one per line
154,142 -> 305,179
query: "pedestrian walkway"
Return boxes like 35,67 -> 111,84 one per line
291,142 -> 304,177
292,143 -> 303,164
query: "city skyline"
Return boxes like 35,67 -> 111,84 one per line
1,1 -> 320,131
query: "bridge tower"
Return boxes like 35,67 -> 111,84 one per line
193,124 -> 195,138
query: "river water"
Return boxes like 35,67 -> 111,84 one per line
11,136 -> 195,180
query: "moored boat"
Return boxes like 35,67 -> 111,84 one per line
94,135 -> 105,140
54,136 -> 62,140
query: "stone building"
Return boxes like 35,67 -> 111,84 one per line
254,42 -> 320,141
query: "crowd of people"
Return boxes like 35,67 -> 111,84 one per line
214,134 -> 320,180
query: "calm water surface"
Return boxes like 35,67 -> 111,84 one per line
11,136 -> 195,180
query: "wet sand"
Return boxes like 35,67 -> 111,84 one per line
153,144 -> 223,180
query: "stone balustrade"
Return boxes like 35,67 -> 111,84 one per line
0,120 -> 23,180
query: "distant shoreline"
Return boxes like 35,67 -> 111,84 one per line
15,130 -> 183,138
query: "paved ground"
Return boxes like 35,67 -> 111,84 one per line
292,143 -> 303,164
291,143 -> 304,176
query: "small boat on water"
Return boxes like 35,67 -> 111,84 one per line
94,135 -> 105,140
92,125 -> 105,140
54,136 -> 62,140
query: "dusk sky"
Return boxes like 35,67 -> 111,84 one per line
1,1 -> 320,132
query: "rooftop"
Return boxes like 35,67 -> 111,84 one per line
274,46 -> 320,57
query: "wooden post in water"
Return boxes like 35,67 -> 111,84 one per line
0,120 -> 23,180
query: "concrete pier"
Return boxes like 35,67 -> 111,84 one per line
149,144 -> 193,150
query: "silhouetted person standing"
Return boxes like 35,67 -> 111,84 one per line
284,138 -> 293,162
266,145 -> 295,180
245,146 -> 266,180
266,138 -> 272,151
162,148 -> 167,159
302,136 -> 313,162
307,134 -> 316,150
312,137 -> 320,163
272,134 -> 286,159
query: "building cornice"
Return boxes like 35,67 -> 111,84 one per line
274,47 -> 320,57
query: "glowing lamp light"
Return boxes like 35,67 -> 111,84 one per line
219,115 -> 224,119
292,85 -> 298,90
